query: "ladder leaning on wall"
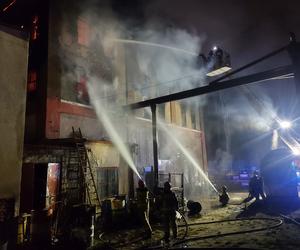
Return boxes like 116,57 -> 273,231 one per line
72,127 -> 101,216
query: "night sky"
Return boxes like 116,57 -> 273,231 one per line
2,0 -> 300,65
2,0 -> 300,67
144,0 -> 300,67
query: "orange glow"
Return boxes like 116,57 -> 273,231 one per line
27,70 -> 37,92
2,0 -> 16,12
77,17 -> 90,46
31,15 -> 39,40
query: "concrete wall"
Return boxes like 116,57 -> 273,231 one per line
0,28 -> 28,215
60,112 -> 105,139
85,141 -> 119,167
85,141 -> 124,195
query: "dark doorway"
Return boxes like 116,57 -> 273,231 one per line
20,163 -> 61,214
33,164 -> 48,210
20,163 -> 35,213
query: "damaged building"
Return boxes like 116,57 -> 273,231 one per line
0,0 -> 209,229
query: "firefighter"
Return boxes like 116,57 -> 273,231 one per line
243,170 -> 266,203
219,185 -> 230,206
162,181 -> 178,243
136,179 -> 152,238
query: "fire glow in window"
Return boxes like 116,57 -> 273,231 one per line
31,15 -> 39,41
77,18 -> 90,46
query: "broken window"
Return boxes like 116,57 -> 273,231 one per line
77,17 -> 90,46
75,68 -> 90,105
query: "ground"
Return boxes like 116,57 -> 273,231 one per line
90,192 -> 300,250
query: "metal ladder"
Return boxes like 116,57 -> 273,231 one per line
66,148 -> 85,204
72,127 -> 101,216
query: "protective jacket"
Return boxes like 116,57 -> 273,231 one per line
136,187 -> 149,212
162,190 -> 178,213
249,176 -> 264,196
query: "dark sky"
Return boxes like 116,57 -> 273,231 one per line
109,0 -> 300,77
2,0 -> 300,67
143,0 -> 300,68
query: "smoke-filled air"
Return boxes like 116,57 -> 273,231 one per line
56,3 -> 223,201
58,1 -> 299,203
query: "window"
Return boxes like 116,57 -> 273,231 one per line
31,15 -> 39,41
77,18 -> 90,46
158,103 -> 165,120
191,106 -> 196,129
97,167 -> 118,199
181,103 -> 186,127
75,75 -> 90,105
27,70 -> 37,92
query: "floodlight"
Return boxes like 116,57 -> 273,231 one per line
279,120 -> 292,129
292,147 -> 300,156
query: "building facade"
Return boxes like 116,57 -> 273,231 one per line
21,0 -> 208,213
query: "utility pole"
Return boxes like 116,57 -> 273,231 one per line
151,104 -> 159,187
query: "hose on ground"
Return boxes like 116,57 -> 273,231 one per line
173,217 -> 283,246
99,211 -> 285,249
146,217 -> 283,249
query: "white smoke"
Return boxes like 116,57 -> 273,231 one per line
57,2 -> 209,190
77,8 -> 208,102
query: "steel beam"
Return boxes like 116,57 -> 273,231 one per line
126,65 -> 294,110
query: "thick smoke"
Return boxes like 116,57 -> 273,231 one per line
57,1 -> 213,199
79,7 -> 208,101
131,23 -> 207,98
58,1 -> 299,201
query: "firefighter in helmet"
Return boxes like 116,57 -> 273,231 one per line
219,185 -> 230,206
243,170 -> 266,203
161,181 -> 178,243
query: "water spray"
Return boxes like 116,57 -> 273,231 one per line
159,123 -> 219,194
144,107 -> 219,194
112,38 -> 198,56
87,80 -> 141,179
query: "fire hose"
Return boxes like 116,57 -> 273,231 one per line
172,217 -> 283,247
154,211 -> 300,249
98,212 -> 283,249
98,198 -> 300,249
144,217 -> 283,249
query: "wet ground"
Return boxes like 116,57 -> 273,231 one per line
89,192 -> 300,249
